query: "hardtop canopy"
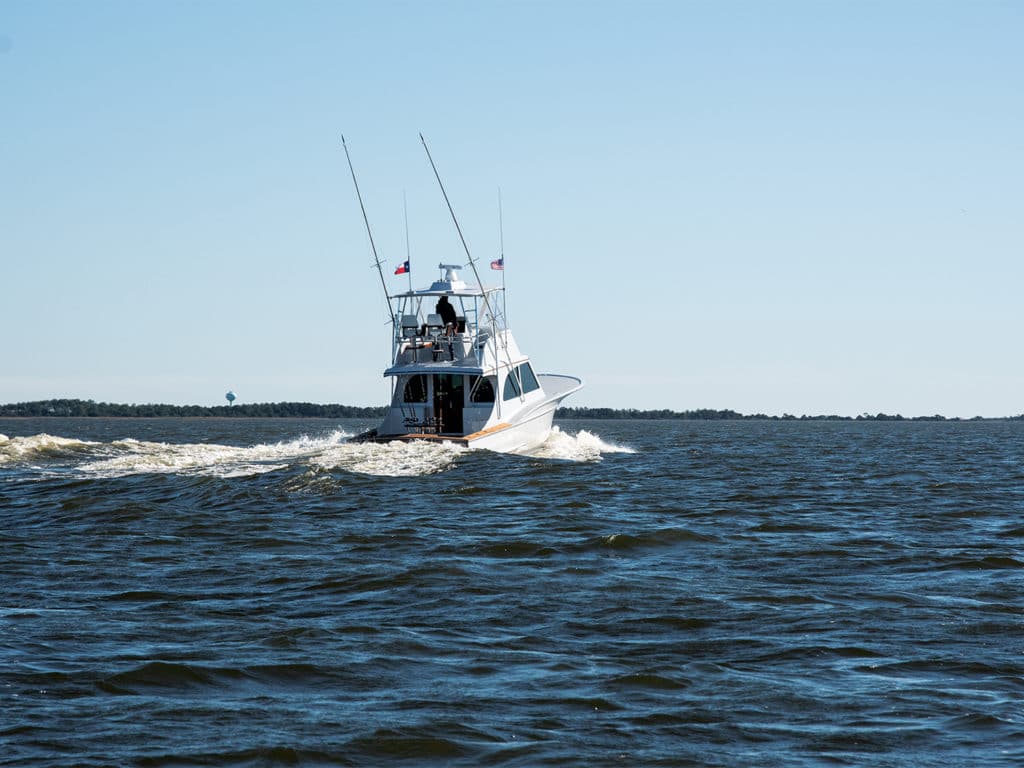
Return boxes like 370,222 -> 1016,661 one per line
390,263 -> 501,299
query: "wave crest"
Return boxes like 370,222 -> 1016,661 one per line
0,433 -> 96,464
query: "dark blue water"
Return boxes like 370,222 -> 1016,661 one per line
2,418 -> 1022,766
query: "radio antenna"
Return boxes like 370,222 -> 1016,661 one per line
497,186 -> 507,326
402,190 -> 413,294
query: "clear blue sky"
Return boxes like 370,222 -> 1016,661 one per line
2,1 -> 1021,416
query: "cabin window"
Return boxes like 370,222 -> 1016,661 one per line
518,363 -> 540,394
502,371 -> 521,401
469,376 -> 495,404
403,374 -> 428,403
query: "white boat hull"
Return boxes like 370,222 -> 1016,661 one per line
357,373 -> 581,454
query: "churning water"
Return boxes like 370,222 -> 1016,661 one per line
1,417 -> 1022,766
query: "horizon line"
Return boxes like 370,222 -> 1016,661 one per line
1,399 -> 1021,422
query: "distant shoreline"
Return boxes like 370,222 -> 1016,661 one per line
1,399 -> 1020,422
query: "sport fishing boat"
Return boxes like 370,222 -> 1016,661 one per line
360,263 -> 582,452
342,136 -> 583,453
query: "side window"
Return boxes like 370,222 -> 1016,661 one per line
502,371 -> 521,401
469,376 -> 495,403
403,374 -> 427,403
518,363 -> 540,394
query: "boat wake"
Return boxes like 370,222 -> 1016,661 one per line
0,432 -> 342,478
1,430 -> 464,478
80,433 -> 341,479
1,426 -> 629,479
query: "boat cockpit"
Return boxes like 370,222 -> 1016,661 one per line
389,264 -> 505,367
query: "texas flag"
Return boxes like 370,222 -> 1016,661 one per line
394,260 -> 410,275
490,257 -> 504,271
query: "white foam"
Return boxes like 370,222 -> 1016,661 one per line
522,426 -> 636,462
3,425 -> 632,477
78,430 -> 352,479
312,439 -> 466,477
0,433 -> 96,464
69,429 -> 461,479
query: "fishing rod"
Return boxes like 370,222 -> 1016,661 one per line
341,135 -> 392,326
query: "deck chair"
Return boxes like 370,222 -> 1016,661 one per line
425,313 -> 444,341
425,313 -> 446,359
401,315 -> 422,347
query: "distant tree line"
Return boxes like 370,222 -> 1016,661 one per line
555,407 -> 1024,422
1,399 -> 1020,421
0,399 -> 386,418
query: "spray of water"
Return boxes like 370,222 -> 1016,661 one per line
521,426 -> 636,461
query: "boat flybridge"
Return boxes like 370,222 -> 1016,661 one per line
357,263 -> 583,453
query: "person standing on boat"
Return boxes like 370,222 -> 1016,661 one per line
436,296 -> 458,334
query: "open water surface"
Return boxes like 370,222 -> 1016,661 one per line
1,417 -> 1022,766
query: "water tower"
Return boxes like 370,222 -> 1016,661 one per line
225,391 -> 237,406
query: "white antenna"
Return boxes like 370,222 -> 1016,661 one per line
497,186 -> 507,327
402,190 -> 413,294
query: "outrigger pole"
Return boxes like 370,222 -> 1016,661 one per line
341,135 -> 392,325
419,133 -> 499,327
420,133 -> 517,401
